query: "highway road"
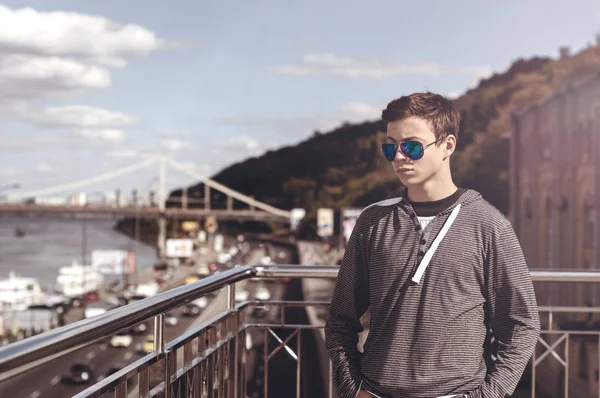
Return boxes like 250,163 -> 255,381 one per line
0,240 -> 295,398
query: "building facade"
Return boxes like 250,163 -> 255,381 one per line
510,74 -> 600,309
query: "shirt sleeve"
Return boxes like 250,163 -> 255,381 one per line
467,224 -> 540,397
325,222 -> 370,398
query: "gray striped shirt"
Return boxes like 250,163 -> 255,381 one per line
325,189 -> 540,398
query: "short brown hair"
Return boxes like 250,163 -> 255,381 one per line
381,92 -> 460,139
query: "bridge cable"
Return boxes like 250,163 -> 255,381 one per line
166,158 -> 291,219
7,157 -> 159,200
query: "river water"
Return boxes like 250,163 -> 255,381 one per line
0,216 -> 158,290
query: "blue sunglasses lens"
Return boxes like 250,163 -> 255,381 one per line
400,141 -> 424,160
381,143 -> 397,161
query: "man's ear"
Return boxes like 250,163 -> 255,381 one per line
444,134 -> 456,159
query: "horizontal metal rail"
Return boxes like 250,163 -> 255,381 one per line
0,266 -> 595,385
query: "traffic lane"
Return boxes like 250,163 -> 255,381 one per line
1,303 -> 210,398
54,305 -> 214,398
111,277 -> 284,397
0,331 -> 111,398
0,304 -> 86,397
241,279 -> 287,385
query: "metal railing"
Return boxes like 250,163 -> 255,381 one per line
1,267 -> 600,397
0,265 -> 337,398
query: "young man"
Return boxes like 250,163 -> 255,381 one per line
325,92 -> 540,398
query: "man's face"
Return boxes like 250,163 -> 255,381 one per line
385,116 -> 447,187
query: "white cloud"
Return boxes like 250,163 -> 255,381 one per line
105,149 -> 139,158
217,135 -> 261,153
74,128 -> 125,142
0,5 -> 169,112
269,53 -> 493,82
162,139 -> 189,151
37,162 -> 54,174
15,105 -> 137,144
0,55 -> 110,104
0,5 -> 163,67
446,91 -> 461,99
33,105 -> 137,128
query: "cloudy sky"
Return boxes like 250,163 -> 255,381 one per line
1,0 -> 599,201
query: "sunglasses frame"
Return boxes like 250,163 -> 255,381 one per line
381,136 -> 446,161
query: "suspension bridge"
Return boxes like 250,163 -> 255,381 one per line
0,156 -> 293,256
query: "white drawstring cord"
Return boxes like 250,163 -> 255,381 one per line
412,204 -> 462,284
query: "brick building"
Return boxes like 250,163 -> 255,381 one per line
510,73 -> 599,309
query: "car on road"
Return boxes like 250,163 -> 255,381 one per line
182,296 -> 209,316
84,303 -> 108,319
235,288 -> 249,302
62,363 -> 94,385
194,296 -> 208,308
143,335 -> 154,353
110,330 -> 133,348
129,321 -> 148,334
136,334 -> 155,354
255,286 -> 271,301
165,312 -> 178,326
185,273 -> 205,285
182,303 -> 200,316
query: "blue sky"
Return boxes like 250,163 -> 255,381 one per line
1,0 -> 599,202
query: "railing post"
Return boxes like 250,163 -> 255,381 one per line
233,312 -> 240,398
228,283 -> 239,398
227,283 -> 236,312
154,314 -> 165,354
296,329 -> 302,398
565,335 -> 569,398
153,313 -> 171,398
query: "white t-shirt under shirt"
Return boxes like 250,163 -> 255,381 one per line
417,216 -> 435,230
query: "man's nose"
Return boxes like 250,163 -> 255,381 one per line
395,148 -> 409,161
